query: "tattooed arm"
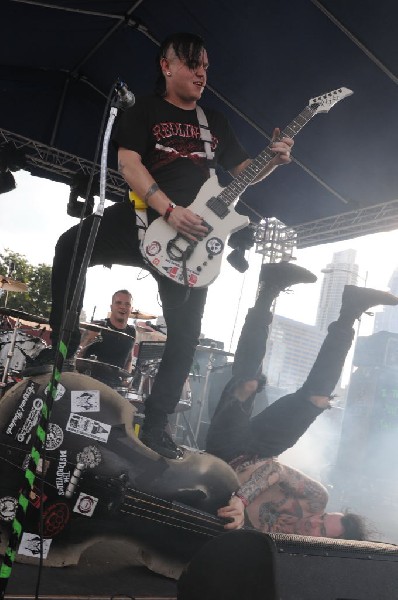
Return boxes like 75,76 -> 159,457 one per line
118,148 -> 207,240
216,459 -> 281,531
236,458 -> 283,505
118,148 -> 172,217
277,464 -> 328,514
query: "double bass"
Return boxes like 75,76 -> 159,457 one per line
0,372 -> 239,577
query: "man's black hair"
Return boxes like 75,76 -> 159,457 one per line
155,32 -> 205,96
340,511 -> 369,541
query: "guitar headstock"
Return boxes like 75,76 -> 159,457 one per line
309,87 -> 353,114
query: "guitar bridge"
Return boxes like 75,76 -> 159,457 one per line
167,236 -> 196,262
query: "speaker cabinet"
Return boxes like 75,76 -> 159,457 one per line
177,530 -> 398,600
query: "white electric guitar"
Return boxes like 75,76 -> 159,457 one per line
142,87 -> 353,288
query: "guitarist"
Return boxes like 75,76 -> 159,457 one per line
24,32 -> 294,460
208,261 -> 398,537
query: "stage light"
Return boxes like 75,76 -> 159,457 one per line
0,143 -> 27,194
66,172 -> 99,218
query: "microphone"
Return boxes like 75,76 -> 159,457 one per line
114,81 -> 135,110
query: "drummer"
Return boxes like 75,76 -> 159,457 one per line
78,290 -> 136,375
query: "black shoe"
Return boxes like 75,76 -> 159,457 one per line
22,347 -> 76,376
140,427 -> 183,459
341,285 -> 398,317
259,261 -> 317,291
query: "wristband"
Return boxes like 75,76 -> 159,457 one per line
232,491 -> 249,507
163,202 -> 176,222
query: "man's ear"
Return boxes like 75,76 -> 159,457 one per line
160,56 -> 169,75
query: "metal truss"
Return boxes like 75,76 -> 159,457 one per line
255,199 -> 398,255
0,128 -> 126,200
288,200 -> 398,249
3,128 -> 398,251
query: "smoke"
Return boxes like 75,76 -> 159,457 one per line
279,405 -> 343,484
279,406 -> 398,544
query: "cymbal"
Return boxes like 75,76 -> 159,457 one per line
130,310 -> 157,320
79,322 -> 135,339
76,358 -> 131,380
0,275 -> 28,293
0,307 -> 49,325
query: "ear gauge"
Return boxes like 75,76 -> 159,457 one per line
166,71 -> 171,76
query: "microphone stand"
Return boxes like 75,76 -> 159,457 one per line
51,100 -> 118,376
0,85 -> 125,598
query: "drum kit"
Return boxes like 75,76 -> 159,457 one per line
75,319 -> 191,416
0,274 -> 232,448
0,306 -> 49,394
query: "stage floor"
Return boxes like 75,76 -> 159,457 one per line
4,540 -> 178,600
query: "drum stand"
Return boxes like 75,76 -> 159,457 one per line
176,411 -> 199,449
193,350 -> 217,442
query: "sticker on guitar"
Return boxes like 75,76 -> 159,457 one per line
142,87 -> 353,288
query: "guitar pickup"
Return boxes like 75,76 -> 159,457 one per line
206,196 -> 229,219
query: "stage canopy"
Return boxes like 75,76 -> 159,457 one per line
1,0 -> 398,246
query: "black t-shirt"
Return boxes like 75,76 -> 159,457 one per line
112,94 -> 249,221
86,319 -> 136,369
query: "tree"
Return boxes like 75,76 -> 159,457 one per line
0,250 -> 52,318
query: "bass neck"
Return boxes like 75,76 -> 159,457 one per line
119,486 -> 232,539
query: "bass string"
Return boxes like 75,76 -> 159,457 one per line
122,497 -> 224,533
122,491 -> 227,535
0,444 -> 230,536
124,488 -> 227,527
120,506 -> 223,537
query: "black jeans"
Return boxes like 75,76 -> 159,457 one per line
51,202 -> 207,414
206,305 -> 354,463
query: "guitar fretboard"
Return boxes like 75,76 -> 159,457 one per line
220,104 -> 317,207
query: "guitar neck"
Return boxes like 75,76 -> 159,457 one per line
220,104 -> 316,207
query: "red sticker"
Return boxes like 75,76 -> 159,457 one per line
42,502 -> 70,536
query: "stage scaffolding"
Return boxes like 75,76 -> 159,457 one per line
2,128 -> 398,252
255,199 -> 398,256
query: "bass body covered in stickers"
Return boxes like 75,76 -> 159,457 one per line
0,372 -> 241,576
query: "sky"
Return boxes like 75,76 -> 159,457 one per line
2,169 -> 398,352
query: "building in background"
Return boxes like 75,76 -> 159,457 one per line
373,266 -> 398,334
263,315 -> 325,394
316,249 -> 359,331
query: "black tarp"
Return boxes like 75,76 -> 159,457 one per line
1,0 -> 397,229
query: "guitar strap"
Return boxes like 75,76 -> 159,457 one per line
134,106 -> 215,272
196,105 -> 216,178
133,105 -> 214,247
